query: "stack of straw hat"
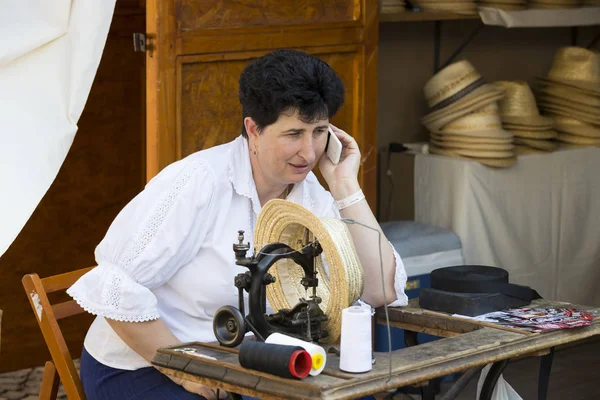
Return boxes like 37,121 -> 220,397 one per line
536,47 -> 600,149
410,0 -> 478,14
495,81 -> 557,155
380,0 -> 406,13
478,0 -> 527,11
527,0 -> 581,9
422,60 -> 517,167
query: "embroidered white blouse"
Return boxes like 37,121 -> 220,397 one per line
68,136 -> 408,371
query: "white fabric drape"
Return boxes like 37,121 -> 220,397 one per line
415,149 -> 600,306
0,0 -> 116,257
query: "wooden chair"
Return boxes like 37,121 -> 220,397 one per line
22,267 -> 95,400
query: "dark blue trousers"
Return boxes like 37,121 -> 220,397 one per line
80,347 -> 210,400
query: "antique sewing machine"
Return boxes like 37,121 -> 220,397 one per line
213,230 -> 329,347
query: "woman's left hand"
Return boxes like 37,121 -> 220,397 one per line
318,125 -> 361,194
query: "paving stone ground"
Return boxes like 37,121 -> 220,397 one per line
0,360 -> 79,400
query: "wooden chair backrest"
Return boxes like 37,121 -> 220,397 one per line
22,267 -> 95,400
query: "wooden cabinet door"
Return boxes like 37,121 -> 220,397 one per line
146,0 -> 378,207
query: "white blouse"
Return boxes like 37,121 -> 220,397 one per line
68,136 -> 408,370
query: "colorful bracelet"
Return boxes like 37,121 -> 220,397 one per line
335,189 -> 365,210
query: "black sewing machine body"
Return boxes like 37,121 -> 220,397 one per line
213,231 -> 328,347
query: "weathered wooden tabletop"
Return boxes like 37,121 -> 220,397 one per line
153,300 -> 600,399
376,298 -> 600,338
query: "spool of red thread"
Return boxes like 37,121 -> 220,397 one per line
239,340 -> 312,379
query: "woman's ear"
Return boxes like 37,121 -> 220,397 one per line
244,117 -> 260,140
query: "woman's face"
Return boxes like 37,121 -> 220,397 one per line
249,110 -> 329,186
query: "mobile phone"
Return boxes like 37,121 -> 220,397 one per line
325,126 -> 342,164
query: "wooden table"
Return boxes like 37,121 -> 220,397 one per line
376,298 -> 600,400
152,300 -> 600,400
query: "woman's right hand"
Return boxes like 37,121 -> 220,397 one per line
181,379 -> 227,399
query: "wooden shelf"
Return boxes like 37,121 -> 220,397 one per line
380,10 -> 481,22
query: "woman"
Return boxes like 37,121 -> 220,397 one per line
68,49 -> 408,400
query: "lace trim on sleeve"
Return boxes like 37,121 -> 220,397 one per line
120,161 -> 205,273
66,263 -> 161,322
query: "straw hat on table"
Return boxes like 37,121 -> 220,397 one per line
427,104 -> 516,167
514,137 -> 558,151
556,133 -> 600,146
556,142 -> 597,150
537,83 -> 600,108
495,81 -> 554,127
430,138 -> 515,151
538,47 -> 600,95
514,145 -> 549,155
435,103 -> 513,138
506,129 -> 558,140
428,145 -> 517,167
254,199 -> 364,344
537,95 -> 599,115
430,132 -> 513,143
422,60 -> 505,132
540,105 -> 600,126
553,117 -> 600,138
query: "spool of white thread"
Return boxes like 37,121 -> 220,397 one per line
339,305 -> 372,373
265,332 -> 327,376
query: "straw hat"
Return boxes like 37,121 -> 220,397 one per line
553,116 -> 600,138
513,137 -> 557,151
254,199 -> 363,344
436,103 -> 513,138
429,145 -> 517,167
514,145 -> 549,155
430,132 -> 513,143
503,123 -> 552,131
537,95 -> 600,114
556,142 -> 595,150
423,60 -> 491,108
431,138 -> 515,151
556,133 -> 600,146
539,47 -> 600,94
423,90 -> 505,132
508,129 -> 558,140
540,105 -> 600,126
494,81 -> 554,127
537,83 -> 600,108
422,60 -> 505,131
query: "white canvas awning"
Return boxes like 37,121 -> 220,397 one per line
0,0 -> 116,257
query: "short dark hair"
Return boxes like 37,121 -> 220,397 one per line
238,49 -> 345,138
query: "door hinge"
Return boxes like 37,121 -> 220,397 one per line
133,33 -> 154,56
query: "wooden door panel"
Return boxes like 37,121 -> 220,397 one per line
177,46 -> 360,159
175,0 -> 359,32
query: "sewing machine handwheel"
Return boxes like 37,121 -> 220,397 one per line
213,305 -> 247,348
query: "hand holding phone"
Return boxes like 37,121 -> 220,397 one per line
326,126 -> 342,164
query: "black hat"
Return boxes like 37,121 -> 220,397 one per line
419,265 -> 541,316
